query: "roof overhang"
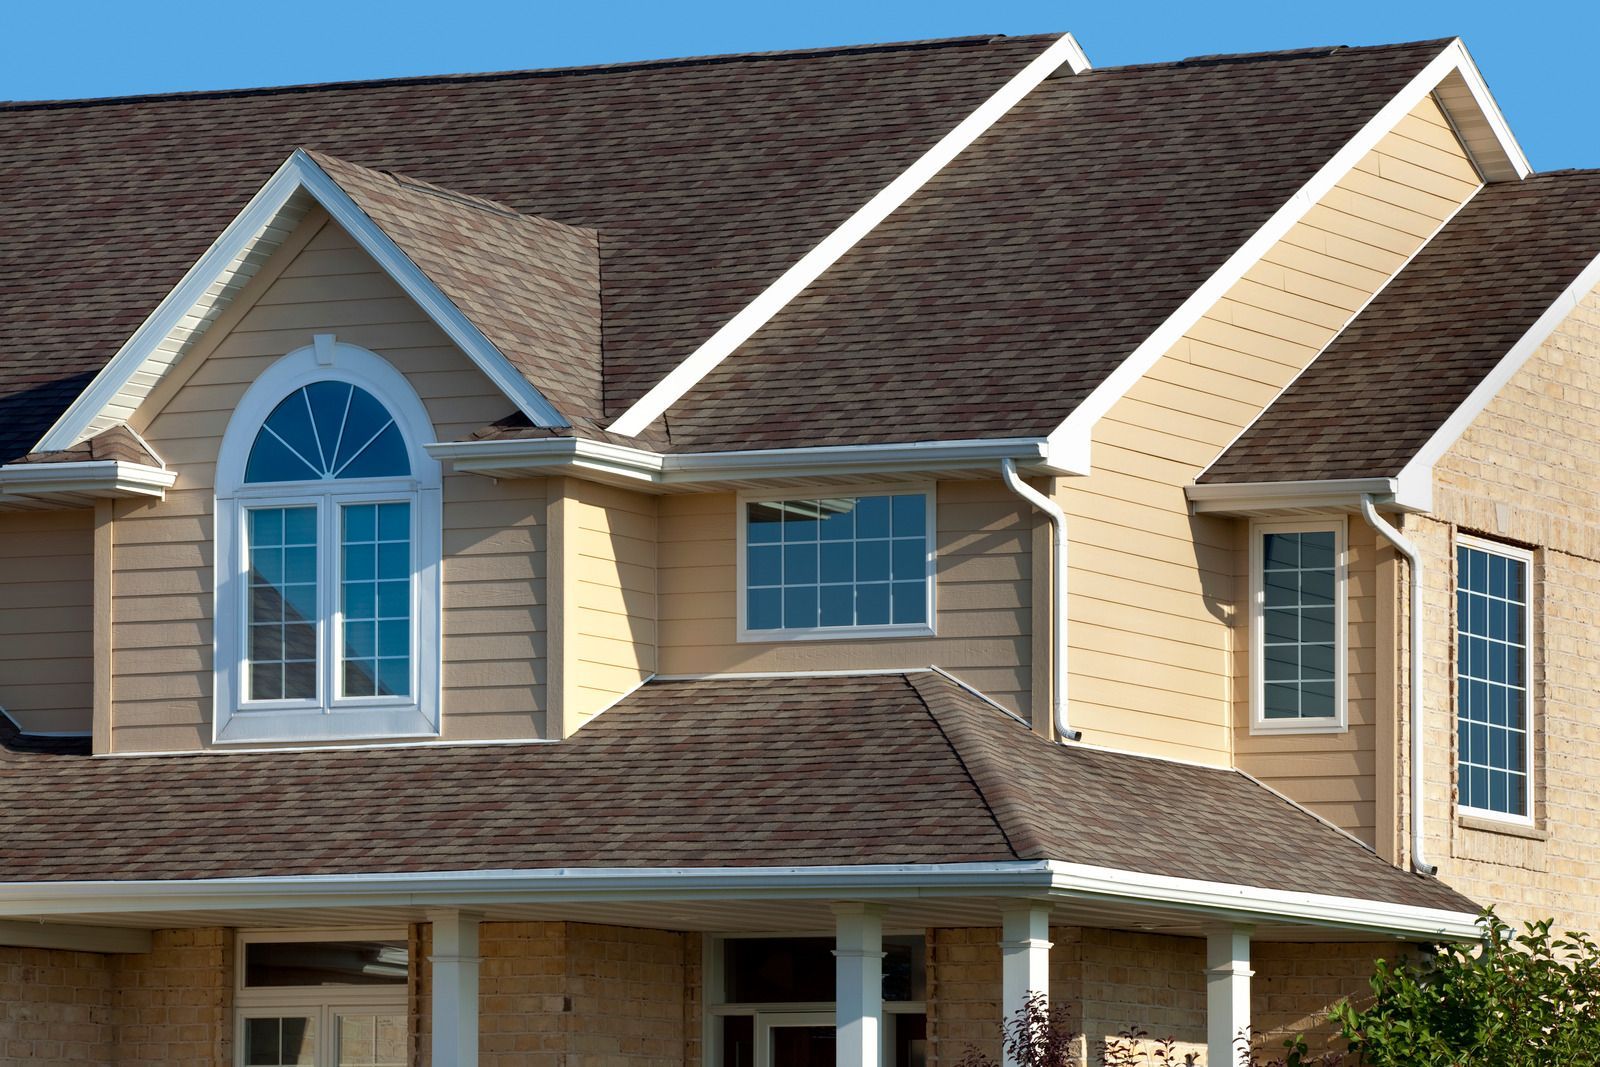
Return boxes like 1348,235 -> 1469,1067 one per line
425,436 -> 1069,491
0,861 -> 1479,942
32,149 -> 568,455
0,459 -> 176,510
1186,475 -> 1431,518
1046,37 -> 1529,477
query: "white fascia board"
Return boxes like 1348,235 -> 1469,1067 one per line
0,460 -> 177,500
1433,41 -> 1531,182
0,920 -> 151,955
0,863 -> 1058,917
1045,39 -> 1513,472
1395,246 -> 1600,510
606,33 -> 1090,439
34,151 -> 566,454
1046,861 -> 1481,941
424,436 -> 1056,487
1185,477 -> 1403,515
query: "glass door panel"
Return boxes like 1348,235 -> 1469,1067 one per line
335,1011 -> 407,1066
244,1016 -> 317,1066
758,1013 -> 836,1067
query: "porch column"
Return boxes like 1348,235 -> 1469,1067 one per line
428,908 -> 483,1067
1000,903 -> 1052,1067
1206,925 -> 1252,1065
833,902 -> 885,1067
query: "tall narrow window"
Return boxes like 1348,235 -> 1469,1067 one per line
1456,536 -> 1532,820
215,343 -> 441,744
1251,521 -> 1345,732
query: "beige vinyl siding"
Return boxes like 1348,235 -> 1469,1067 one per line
656,480 -> 1035,717
1059,94 -> 1480,766
1229,520 -> 1383,845
109,210 -> 547,752
0,510 -> 94,734
550,480 -> 657,735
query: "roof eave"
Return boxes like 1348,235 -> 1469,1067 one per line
1186,476 -> 1431,517
0,460 -> 176,510
425,436 -> 1065,491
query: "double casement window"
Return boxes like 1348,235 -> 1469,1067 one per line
1455,535 -> 1533,821
1250,521 -> 1346,732
739,489 -> 935,640
214,342 -> 441,743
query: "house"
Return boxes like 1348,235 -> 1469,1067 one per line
0,26 -> 1594,1067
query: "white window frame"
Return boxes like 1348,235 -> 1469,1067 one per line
1454,533 -> 1536,826
735,485 -> 937,642
214,342 -> 442,744
1249,518 -> 1348,734
702,932 -> 927,1067
235,928 -> 409,1067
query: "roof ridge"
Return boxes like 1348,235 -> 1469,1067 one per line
0,33 -> 1055,111
906,671 -> 1047,860
1092,36 -> 1454,74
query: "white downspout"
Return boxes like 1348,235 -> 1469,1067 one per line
1001,459 -> 1079,741
1360,495 -> 1437,876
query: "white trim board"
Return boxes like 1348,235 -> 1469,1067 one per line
0,861 -> 1478,941
606,32 -> 1091,438
34,149 -> 568,454
1045,37 -> 1528,476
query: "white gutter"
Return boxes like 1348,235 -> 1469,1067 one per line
425,436 -> 1061,488
0,460 -> 176,502
0,861 -> 1476,940
1186,477 -> 1403,515
1000,458 -> 1077,741
1360,495 -> 1437,876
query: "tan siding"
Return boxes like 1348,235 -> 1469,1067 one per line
109,211 -> 546,752
1408,282 -> 1600,932
0,509 -> 94,734
1058,94 -> 1479,768
656,480 -> 1037,718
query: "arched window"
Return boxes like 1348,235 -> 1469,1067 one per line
214,340 -> 441,744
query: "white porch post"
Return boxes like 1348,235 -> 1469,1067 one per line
833,902 -> 885,1067
1206,925 -> 1252,1066
1000,903 -> 1052,1067
429,908 -> 483,1067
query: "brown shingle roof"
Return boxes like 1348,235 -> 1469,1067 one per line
305,151 -> 608,435
1201,171 -> 1600,484
10,424 -> 159,465
656,40 -> 1454,450
0,671 -> 1473,914
0,34 -> 1057,462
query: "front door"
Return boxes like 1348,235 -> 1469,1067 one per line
240,1006 -> 406,1066
758,1012 -> 836,1067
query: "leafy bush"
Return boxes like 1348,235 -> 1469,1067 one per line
1331,911 -> 1600,1066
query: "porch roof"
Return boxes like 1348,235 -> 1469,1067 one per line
0,671 -> 1472,919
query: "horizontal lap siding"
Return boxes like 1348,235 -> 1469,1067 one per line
0,510 -> 94,733
568,481 -> 657,729
111,212 -> 546,752
656,480 -> 1034,718
1061,95 -> 1479,776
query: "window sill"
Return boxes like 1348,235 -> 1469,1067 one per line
214,704 -> 439,744
1457,814 -> 1548,841
737,624 -> 937,644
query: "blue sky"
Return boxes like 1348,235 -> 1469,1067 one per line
3,1 -> 1596,169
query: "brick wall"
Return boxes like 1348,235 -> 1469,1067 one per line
109,927 -> 232,1067
1412,282 -> 1600,933
0,945 -> 114,1064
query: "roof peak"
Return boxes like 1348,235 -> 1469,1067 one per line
0,32 -> 1060,112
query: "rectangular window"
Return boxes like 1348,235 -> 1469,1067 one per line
742,491 -> 933,639
247,506 -> 319,702
1456,536 -> 1532,820
1252,521 -> 1345,731
236,932 -> 407,1067
339,502 -> 412,699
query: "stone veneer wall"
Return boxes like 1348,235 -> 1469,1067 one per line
411,921 -> 692,1067
0,945 -> 114,1064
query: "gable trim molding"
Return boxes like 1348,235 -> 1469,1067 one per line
605,31 -> 1092,438
1045,38 -> 1530,476
33,150 -> 568,455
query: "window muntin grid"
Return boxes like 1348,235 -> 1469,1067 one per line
1260,530 -> 1339,721
340,503 -> 412,699
745,493 -> 930,634
247,507 -> 319,702
1456,540 -> 1530,818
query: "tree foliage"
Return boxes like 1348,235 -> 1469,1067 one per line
1332,911 -> 1600,1066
